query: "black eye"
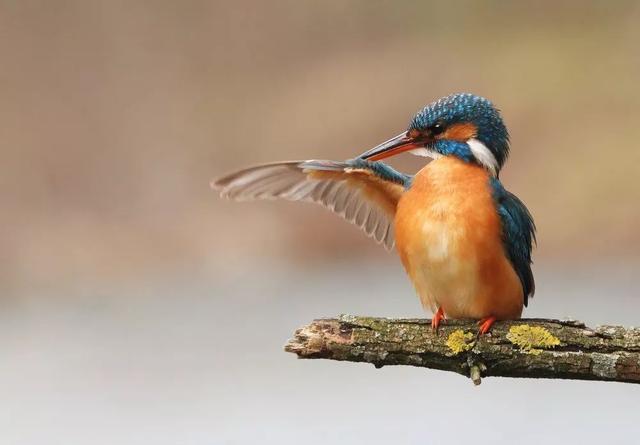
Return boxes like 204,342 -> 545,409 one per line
430,121 -> 445,135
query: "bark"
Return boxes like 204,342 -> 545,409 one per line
284,315 -> 640,385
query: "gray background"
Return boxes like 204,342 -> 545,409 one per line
2,1 -> 639,444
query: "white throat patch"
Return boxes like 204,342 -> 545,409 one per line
467,138 -> 498,176
409,147 -> 443,160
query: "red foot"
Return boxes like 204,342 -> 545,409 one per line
477,316 -> 497,335
431,307 -> 445,331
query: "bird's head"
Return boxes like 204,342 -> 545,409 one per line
359,93 -> 509,176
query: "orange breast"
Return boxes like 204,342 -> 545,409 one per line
394,157 -> 523,320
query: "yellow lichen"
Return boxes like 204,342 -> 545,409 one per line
446,330 -> 475,355
506,325 -> 561,355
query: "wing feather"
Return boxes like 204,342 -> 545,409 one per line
213,160 -> 411,250
491,178 -> 536,306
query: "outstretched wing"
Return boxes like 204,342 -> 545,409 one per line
491,178 -> 536,306
213,159 -> 412,250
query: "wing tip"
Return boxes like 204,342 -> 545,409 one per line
210,177 -> 234,200
210,178 -> 223,191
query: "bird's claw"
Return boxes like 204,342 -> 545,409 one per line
431,307 -> 445,332
477,316 -> 497,336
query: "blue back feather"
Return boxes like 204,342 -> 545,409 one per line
490,178 -> 536,305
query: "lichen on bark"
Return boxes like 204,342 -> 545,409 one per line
506,325 -> 561,355
446,330 -> 475,355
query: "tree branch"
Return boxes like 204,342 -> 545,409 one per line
284,315 -> 640,385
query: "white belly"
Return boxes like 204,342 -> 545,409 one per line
409,216 -> 481,316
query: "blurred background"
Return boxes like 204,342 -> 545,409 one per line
1,1 -> 640,443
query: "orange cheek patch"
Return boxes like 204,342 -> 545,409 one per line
441,122 -> 478,141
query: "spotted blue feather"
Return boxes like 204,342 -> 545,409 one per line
343,158 -> 413,189
409,93 -> 510,172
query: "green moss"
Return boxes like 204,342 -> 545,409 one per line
446,330 -> 475,355
506,325 -> 560,355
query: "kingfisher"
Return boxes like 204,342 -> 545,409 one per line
213,93 -> 535,334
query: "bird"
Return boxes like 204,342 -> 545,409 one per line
213,93 -> 535,335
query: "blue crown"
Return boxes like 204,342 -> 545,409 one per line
409,93 -> 510,170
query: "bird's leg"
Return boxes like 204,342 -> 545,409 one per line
477,316 -> 497,335
431,307 -> 445,331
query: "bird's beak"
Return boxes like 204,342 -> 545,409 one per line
358,131 -> 424,161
